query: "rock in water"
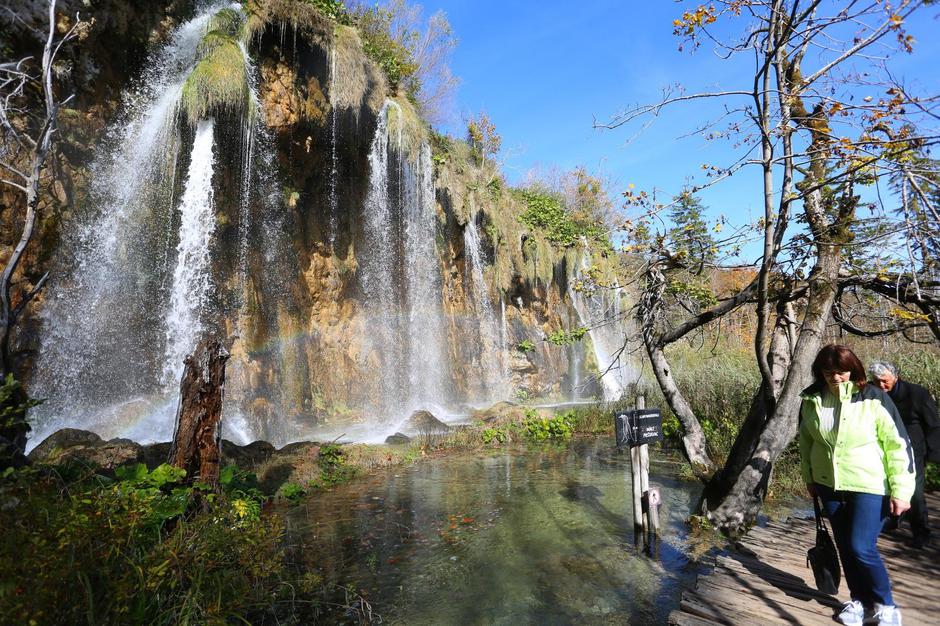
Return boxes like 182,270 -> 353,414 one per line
385,432 -> 411,445
400,410 -> 449,436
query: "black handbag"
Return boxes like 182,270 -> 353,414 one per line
806,495 -> 841,595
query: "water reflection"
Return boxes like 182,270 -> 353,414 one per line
286,439 -> 706,624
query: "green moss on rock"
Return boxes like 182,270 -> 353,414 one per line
181,33 -> 249,124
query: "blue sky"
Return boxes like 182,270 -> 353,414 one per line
425,1 -> 940,262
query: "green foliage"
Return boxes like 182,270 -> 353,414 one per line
466,111 -> 501,163
0,464 -> 284,624
514,387 -> 531,402
305,0 -> 347,20
352,4 -> 419,90
180,23 -> 249,124
516,189 -> 610,249
277,481 -> 307,502
667,191 -> 717,267
546,326 -> 587,346
207,7 -> 243,37
522,410 -> 578,442
666,277 -> 718,308
311,443 -> 360,488
481,427 -> 510,445
0,374 -> 41,432
516,339 -> 535,353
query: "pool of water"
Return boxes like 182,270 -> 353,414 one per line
285,439 -> 708,624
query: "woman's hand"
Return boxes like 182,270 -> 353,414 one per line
890,498 -> 910,517
806,483 -> 817,498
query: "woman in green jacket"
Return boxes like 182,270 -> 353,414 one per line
799,344 -> 915,626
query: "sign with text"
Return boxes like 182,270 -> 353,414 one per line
614,409 -> 663,448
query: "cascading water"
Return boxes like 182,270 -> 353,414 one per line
464,214 -> 508,400
28,3 -> 247,448
328,45 -> 339,249
356,101 -> 455,427
402,143 -> 450,411
569,247 -> 634,401
162,119 -> 216,384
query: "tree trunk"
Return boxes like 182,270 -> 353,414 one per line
640,261 -> 716,477
169,338 -> 230,489
703,244 -> 841,534
698,310 -> 791,510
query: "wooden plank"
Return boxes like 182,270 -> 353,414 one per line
671,497 -> 940,626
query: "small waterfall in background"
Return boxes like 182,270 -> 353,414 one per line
162,119 -> 216,384
569,248 -> 633,401
464,214 -> 507,400
328,45 -> 339,249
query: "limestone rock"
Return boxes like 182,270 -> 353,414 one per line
400,410 -> 449,436
28,428 -> 142,469
28,428 -> 103,462
384,432 -> 410,445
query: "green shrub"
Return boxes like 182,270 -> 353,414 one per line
546,327 -> 587,346
516,189 -> 610,249
522,410 -> 578,442
277,481 -> 307,502
481,427 -> 509,445
0,463 -> 284,624
311,443 -> 359,488
516,339 -> 535,353
350,5 -> 419,90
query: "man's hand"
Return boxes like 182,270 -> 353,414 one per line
807,483 -> 817,497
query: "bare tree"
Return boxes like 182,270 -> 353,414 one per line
605,0 -> 939,534
0,0 -> 83,455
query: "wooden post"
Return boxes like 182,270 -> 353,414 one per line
636,394 -> 661,538
631,443 -> 644,536
169,338 -> 230,490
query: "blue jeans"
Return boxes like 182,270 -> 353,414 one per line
815,484 -> 894,607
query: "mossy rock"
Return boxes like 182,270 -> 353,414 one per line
181,34 -> 249,124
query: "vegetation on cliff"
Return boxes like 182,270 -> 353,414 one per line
181,10 -> 251,124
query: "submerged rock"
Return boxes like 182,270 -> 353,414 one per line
400,410 -> 449,436
384,432 -> 410,445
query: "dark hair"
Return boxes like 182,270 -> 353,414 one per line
812,344 -> 867,387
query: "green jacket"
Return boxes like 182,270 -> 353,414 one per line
799,381 -> 915,502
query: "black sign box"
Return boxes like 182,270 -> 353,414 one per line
614,409 -> 663,448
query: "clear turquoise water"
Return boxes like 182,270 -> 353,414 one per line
286,438 -> 706,624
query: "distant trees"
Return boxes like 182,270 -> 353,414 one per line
606,0 -> 940,533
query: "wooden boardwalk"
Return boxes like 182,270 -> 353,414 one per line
669,493 -> 940,625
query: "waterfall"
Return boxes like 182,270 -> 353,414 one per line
328,45 -> 339,248
569,248 -> 633,401
356,100 -> 455,425
28,4 -> 241,448
162,119 -> 216,384
402,143 -> 449,410
464,215 -> 506,400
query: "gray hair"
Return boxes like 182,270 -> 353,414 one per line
869,361 -> 898,378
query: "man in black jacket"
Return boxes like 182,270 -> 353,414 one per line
870,361 -> 940,548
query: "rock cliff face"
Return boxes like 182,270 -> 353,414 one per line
3,1 -> 630,447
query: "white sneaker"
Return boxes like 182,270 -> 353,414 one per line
870,604 -> 902,626
839,600 -> 865,625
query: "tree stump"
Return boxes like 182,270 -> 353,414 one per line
168,338 -> 230,489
